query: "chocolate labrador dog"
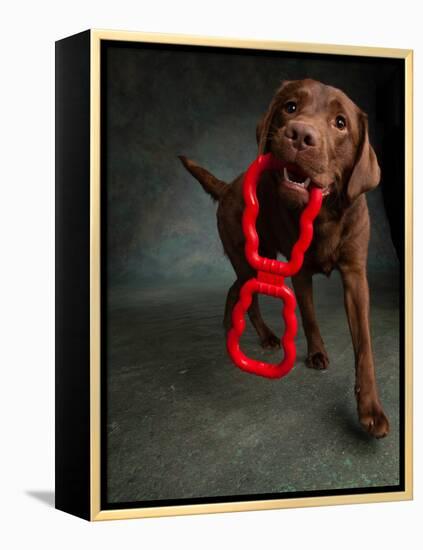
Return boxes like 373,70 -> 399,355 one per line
179,78 -> 389,438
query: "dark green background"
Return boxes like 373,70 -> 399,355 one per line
104,44 -> 401,288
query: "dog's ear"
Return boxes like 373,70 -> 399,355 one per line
256,81 -> 288,155
346,113 -> 380,203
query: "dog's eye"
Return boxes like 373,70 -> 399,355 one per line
284,101 -> 297,114
335,115 -> 347,130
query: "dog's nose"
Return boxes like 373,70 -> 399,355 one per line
284,122 -> 318,150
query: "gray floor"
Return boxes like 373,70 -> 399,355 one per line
106,271 -> 400,504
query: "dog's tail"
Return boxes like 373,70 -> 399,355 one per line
178,155 -> 228,201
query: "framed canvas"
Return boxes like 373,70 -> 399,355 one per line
55,29 -> 413,521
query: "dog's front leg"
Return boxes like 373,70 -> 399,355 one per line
292,271 -> 329,370
339,265 -> 389,438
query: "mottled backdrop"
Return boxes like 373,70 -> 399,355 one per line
103,44 -> 402,288
102,43 -> 403,506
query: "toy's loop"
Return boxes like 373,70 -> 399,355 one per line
226,153 -> 323,379
226,278 -> 297,379
242,154 -> 323,276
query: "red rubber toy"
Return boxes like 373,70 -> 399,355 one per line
226,153 -> 323,379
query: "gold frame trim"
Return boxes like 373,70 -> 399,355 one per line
89,29 -> 413,521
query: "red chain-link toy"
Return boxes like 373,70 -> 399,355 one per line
226,153 -> 323,379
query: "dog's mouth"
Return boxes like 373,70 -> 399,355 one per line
283,167 -> 311,190
277,165 -> 332,198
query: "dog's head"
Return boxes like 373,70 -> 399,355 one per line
256,79 -> 380,208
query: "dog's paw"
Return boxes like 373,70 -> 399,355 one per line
306,351 -> 329,370
260,333 -> 280,349
358,399 -> 390,439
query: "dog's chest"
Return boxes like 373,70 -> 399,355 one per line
270,215 -> 342,276
307,232 -> 341,275
258,199 -> 346,276
305,218 -> 343,275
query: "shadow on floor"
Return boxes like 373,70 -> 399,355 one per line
26,490 -> 55,508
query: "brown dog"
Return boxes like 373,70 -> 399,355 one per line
179,78 -> 389,438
